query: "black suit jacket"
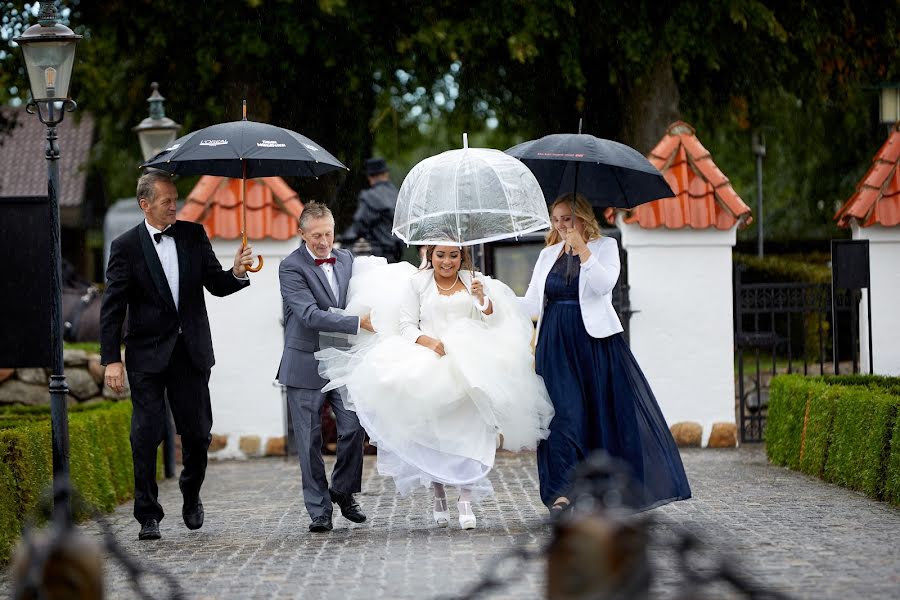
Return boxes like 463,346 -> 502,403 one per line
100,220 -> 249,373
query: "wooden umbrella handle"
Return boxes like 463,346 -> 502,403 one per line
240,159 -> 263,272
241,231 -> 264,273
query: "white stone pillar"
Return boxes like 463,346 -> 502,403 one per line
617,217 -> 737,446
206,237 -> 300,440
851,223 -> 900,376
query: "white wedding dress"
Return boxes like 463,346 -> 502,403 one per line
315,256 -> 554,498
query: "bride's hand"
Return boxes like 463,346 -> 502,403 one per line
471,279 -> 485,303
416,335 -> 445,357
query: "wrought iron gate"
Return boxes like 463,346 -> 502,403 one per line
733,265 -> 861,443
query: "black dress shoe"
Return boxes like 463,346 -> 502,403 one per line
183,498 -> 204,530
309,515 -> 333,532
329,488 -> 367,523
139,519 -> 161,540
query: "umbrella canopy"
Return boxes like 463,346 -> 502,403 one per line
142,119 -> 347,178
505,133 -> 674,209
392,143 -> 550,247
142,104 -> 348,272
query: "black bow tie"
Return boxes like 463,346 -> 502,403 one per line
153,227 -> 175,244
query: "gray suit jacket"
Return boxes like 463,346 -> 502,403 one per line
277,245 -> 358,389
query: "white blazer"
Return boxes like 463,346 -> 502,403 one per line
519,237 -> 624,344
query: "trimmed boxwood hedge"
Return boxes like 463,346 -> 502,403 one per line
0,400 -> 144,564
766,374 -> 900,506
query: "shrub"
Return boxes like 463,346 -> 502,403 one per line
767,374 -> 900,505
824,389 -> 898,498
886,417 -> 900,506
0,400 -> 137,564
734,253 -> 831,284
798,384 -> 837,479
765,375 -> 813,468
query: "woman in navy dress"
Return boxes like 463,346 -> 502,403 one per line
519,194 -> 691,513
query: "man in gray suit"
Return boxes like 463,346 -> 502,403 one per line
278,201 -> 374,532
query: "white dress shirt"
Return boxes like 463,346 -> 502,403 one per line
145,220 -> 179,310
305,243 -> 339,300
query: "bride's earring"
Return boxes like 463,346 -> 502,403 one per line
432,482 -> 449,527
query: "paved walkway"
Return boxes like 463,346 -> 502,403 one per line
2,447 -> 899,599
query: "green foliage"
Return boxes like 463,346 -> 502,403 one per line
2,1 -> 899,239
798,384 -> 837,479
887,417 -> 900,506
0,401 -> 136,564
63,342 -> 102,354
824,389 -> 897,498
765,375 -> 812,468
734,253 -> 831,284
767,374 -> 900,505
0,459 -> 19,563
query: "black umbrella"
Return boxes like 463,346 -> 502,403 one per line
506,123 -> 673,281
504,129 -> 673,209
143,101 -> 347,271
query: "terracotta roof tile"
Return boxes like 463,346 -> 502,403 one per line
835,122 -> 900,228
178,176 -> 304,240
0,107 -> 94,207
618,121 -> 752,230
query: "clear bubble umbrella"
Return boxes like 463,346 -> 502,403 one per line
392,134 -> 551,247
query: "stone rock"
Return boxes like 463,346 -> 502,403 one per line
670,422 -> 702,448
707,422 -> 738,448
265,437 -> 286,457
87,355 -> 105,385
239,435 -> 261,457
209,434 -> 228,453
67,368 -> 101,400
63,349 -> 89,367
0,369 -> 14,383
0,380 -> 49,406
17,368 -> 48,385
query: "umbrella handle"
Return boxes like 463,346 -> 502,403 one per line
242,232 -> 264,273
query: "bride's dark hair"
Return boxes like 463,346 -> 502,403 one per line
421,245 -> 474,274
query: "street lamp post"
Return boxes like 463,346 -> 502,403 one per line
14,2 -> 82,521
751,131 -> 766,259
133,82 -> 181,162
134,83 -> 181,479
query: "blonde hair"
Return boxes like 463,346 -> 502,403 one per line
545,193 -> 602,247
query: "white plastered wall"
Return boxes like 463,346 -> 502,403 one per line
851,222 -> 900,376
618,216 -> 738,446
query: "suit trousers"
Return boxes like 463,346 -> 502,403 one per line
286,386 -> 365,520
127,335 -> 212,524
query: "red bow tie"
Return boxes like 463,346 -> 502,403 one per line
315,257 -> 336,266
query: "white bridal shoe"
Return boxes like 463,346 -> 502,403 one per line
457,500 -> 476,530
433,495 -> 450,527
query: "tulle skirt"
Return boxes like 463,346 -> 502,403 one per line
316,257 -> 554,498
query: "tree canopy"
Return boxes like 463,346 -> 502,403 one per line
2,0 -> 898,238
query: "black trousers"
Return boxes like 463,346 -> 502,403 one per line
127,335 -> 212,524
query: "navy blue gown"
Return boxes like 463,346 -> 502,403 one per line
535,252 -> 691,511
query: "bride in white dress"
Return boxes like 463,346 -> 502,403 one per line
315,245 -> 553,529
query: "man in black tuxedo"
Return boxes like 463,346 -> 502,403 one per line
101,171 -> 253,540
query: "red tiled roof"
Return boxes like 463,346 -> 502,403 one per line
0,106 -> 94,207
611,121 -> 752,230
178,176 -> 304,240
834,122 -> 900,228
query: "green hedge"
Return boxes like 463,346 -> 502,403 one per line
766,374 -> 900,506
0,401 -> 138,563
734,253 -> 832,284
